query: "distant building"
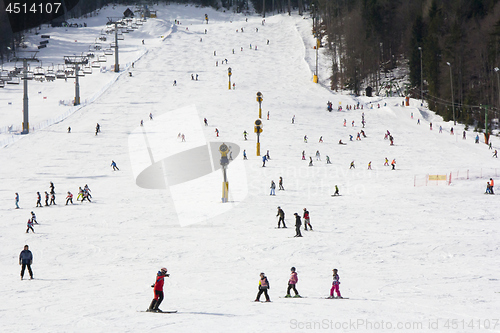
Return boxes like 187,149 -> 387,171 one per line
123,8 -> 134,18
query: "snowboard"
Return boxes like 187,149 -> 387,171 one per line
139,310 -> 177,313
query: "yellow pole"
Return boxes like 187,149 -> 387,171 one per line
222,182 -> 229,202
229,77 -> 231,90
256,142 -> 260,156
258,101 -> 262,119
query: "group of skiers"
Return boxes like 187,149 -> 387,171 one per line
275,207 -> 313,236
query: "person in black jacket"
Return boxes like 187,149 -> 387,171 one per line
19,245 -> 33,280
276,206 -> 286,228
294,213 -> 302,237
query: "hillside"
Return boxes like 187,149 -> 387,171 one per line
0,4 -> 499,333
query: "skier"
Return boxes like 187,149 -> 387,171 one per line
262,155 -> 267,167
304,135 -> 308,143
291,115 -> 295,124
204,118 -> 208,126
494,150 -> 498,158
148,267 -> 170,312
243,150 -> 247,160
338,140 -> 345,145
319,136 -> 323,143
475,135 -> 479,143
349,161 -> 355,169
26,219 -> 35,233
266,150 -> 271,160
31,211 -> 38,224
267,111 -> 269,120
15,192 -> 19,209
303,208 -> 312,231
356,133 -> 361,140
309,157 -> 313,167
450,127 -> 454,135
302,151 -> 306,160
316,150 -> 321,161
149,113 -> 153,120
439,126 -> 442,133
349,135 -> 353,141
293,213 -> 302,237
285,267 -> 300,298
68,126 -> 71,133
328,268 -> 342,299
384,157 -> 389,166
215,128 -> 219,137
36,192 -> 42,207
140,120 -> 143,126
490,178 -> 495,194
463,131 -> 466,139
276,206 -> 286,228
111,160 -> 119,171
243,131 -> 248,140
391,159 -> 396,170
332,185 -> 340,196
44,191 -> 49,206
19,245 -> 33,280
279,177 -> 285,190
66,191 -> 73,205
368,161 -> 372,170
485,182 -> 493,194
49,192 -> 56,205
50,181 -> 55,194
77,187 -> 84,201
489,142 -> 493,150
83,185 -> 92,202
255,272 -> 271,302
270,181 -> 276,195
326,156 -> 331,164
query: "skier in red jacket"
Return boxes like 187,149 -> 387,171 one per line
148,267 -> 169,312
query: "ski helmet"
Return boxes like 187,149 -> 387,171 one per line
160,267 -> 167,273
291,267 -> 296,272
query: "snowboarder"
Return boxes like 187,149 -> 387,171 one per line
148,267 -> 169,312
49,192 -> 56,205
270,181 -> 276,195
26,219 -> 35,233
333,185 -> 340,196
285,267 -> 300,298
15,192 -> 19,209
303,208 -> 312,231
328,269 -> 342,298
255,273 -> 271,302
66,191 -> 73,205
243,150 -> 247,160
279,177 -> 284,190
19,245 -> 33,280
293,213 -> 302,237
36,192 -> 42,207
44,191 -> 49,206
276,206 -> 286,228
111,160 -> 119,171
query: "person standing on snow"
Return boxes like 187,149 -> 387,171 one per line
270,181 -> 276,195
30,211 -> 38,224
276,206 -> 286,228
254,273 -> 271,302
309,157 -> 313,167
293,213 -> 302,237
44,191 -> 49,206
26,219 -> 35,233
49,192 -> 56,205
391,159 -> 396,170
279,177 -> 285,190
148,267 -> 170,312
316,150 -> 321,161
328,268 -> 343,299
285,267 -> 300,298
350,161 -> 355,169
262,155 -> 267,167
303,208 -> 313,231
243,150 -> 247,160
243,131 -> 248,140
77,187 -> 84,201
332,185 -> 340,196
15,192 -> 19,209
36,192 -> 42,207
19,245 -> 33,280
66,192 -> 73,205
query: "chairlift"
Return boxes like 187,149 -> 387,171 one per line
103,48 -> 113,55
66,70 -> 76,79
45,64 -> 56,81
91,61 -> 100,68
99,36 -> 107,41
117,34 -> 124,40
7,76 -> 20,84
56,65 -> 66,79
0,70 -> 10,80
34,66 -> 45,76
98,55 -> 107,62
87,51 -> 95,58
83,65 -> 92,74
77,69 -> 85,77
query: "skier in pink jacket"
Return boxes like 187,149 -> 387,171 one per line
328,268 -> 343,299
285,267 -> 301,297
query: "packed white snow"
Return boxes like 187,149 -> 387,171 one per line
0,4 -> 499,333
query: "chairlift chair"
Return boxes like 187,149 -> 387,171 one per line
91,61 -> 100,68
83,65 -> 92,74
6,76 -> 20,84
66,70 -> 76,78
0,79 -> 5,88
56,65 -> 66,79
104,48 -> 113,55
34,66 -> 45,76
98,55 -> 107,62
0,70 -> 10,80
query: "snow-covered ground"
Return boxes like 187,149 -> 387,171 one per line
0,4 -> 499,333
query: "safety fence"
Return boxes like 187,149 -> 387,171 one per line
414,168 -> 500,187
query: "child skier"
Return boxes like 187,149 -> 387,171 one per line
285,267 -> 300,298
276,206 -> 286,228
332,185 -> 340,196
255,273 -> 271,302
303,208 -> 313,231
36,192 -> 42,207
30,211 -> 38,224
148,267 -> 169,312
26,219 -> 35,233
328,268 -> 342,298
66,191 -> 73,205
279,177 -> 285,190
270,181 -> 276,195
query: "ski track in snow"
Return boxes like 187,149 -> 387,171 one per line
0,3 -> 499,333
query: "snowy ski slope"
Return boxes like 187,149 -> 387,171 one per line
0,4 -> 499,333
